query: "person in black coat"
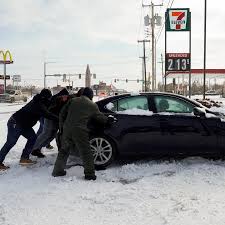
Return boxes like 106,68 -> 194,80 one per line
31,88 -> 70,158
0,89 -> 58,171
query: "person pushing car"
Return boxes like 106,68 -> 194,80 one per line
0,89 -> 58,170
52,87 -> 115,180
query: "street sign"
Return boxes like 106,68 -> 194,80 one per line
166,8 -> 191,31
13,75 -> 21,82
165,53 -> 190,72
0,75 -> 10,80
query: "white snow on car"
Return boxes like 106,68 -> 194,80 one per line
117,108 -> 153,116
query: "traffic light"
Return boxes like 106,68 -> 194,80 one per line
137,79 -> 139,83
114,79 -> 117,83
79,74 -> 81,79
93,74 -> 96,79
126,79 -> 128,83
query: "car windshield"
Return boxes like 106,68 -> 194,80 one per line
5,90 -> 15,95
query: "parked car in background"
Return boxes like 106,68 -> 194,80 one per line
88,92 -> 225,168
0,89 -> 28,103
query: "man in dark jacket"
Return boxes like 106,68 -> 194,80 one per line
0,89 -> 58,171
52,87 -> 110,180
31,88 -> 70,158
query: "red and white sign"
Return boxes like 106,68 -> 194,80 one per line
169,9 -> 188,31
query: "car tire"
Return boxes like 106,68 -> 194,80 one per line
90,135 -> 116,169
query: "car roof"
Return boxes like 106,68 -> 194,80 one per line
96,92 -> 203,107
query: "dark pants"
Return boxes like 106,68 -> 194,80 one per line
33,119 -> 58,151
52,128 -> 95,176
0,117 -> 37,163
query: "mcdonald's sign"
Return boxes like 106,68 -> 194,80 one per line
0,50 -> 13,64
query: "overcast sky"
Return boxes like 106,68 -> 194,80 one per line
0,0 -> 225,91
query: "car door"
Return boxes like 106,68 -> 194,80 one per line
105,95 -> 161,155
152,95 -> 219,156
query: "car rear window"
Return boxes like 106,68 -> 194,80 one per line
107,96 -> 149,112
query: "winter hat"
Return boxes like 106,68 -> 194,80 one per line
82,87 -> 94,100
57,88 -> 69,96
76,87 -> 85,97
39,89 -> 52,99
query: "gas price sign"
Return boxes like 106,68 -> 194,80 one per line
165,53 -> 190,72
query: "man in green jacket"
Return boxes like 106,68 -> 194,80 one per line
52,87 -> 109,180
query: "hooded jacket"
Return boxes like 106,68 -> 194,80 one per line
48,88 -> 70,116
12,93 -> 58,128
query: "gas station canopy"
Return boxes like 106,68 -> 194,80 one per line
166,69 -> 225,79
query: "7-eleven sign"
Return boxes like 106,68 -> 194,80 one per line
166,8 -> 191,31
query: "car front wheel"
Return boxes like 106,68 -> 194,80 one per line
90,136 -> 116,168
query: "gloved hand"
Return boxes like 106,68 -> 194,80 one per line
107,115 -> 117,125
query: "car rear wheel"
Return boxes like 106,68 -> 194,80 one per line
90,136 -> 116,168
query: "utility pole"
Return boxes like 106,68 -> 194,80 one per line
203,0 -> 207,99
43,61 -> 56,88
143,2 -> 163,91
151,3 -> 155,90
138,40 -> 150,92
158,53 -> 164,91
139,56 -> 148,92
44,62 -> 46,88
3,64 -> 6,93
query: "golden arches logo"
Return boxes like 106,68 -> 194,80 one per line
0,50 -> 13,64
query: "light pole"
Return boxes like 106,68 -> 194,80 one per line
44,61 -> 56,88
203,0 -> 207,99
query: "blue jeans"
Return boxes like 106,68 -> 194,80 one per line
36,117 -> 45,137
33,119 -> 58,150
0,117 -> 37,163
36,117 -> 50,147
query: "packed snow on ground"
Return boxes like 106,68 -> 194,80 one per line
2,101 -> 225,225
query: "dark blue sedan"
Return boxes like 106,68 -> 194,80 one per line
89,92 -> 225,168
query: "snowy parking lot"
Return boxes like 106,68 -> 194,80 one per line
1,99 -> 225,225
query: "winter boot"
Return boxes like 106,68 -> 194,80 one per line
52,170 -> 67,177
0,163 -> 10,171
19,159 -> 37,166
31,149 -> 46,158
84,174 -> 97,181
46,144 -> 54,150
95,165 -> 106,171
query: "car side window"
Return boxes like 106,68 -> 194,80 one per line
154,96 -> 194,113
117,96 -> 148,111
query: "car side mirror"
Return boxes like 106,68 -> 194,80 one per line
193,107 -> 206,118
